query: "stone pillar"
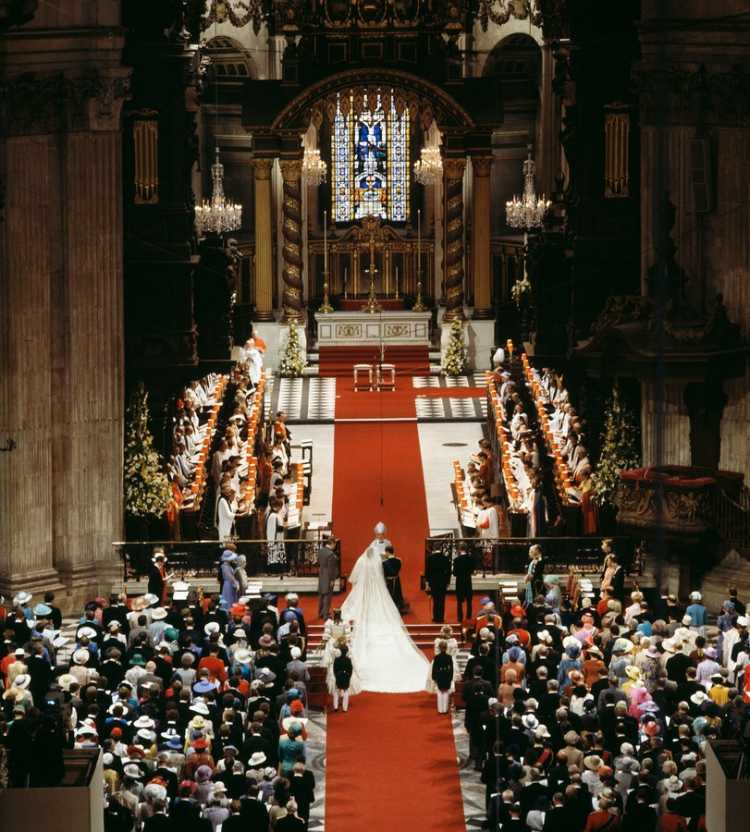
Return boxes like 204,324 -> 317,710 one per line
539,42 -> 559,195
471,156 -> 493,318
279,159 -> 304,321
443,157 -> 466,320
253,158 -> 275,320
0,22 -> 129,605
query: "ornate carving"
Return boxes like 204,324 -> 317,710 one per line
478,0 -> 542,32
335,323 -> 363,338
253,158 -> 274,179
590,295 -> 653,336
444,158 -> 466,320
201,0 -> 266,36
279,160 -> 304,321
471,156 -> 493,177
384,323 -> 410,337
0,71 -> 131,136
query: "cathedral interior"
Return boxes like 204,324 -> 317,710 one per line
1,0 -> 750,828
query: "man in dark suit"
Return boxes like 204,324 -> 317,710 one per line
425,549 -> 452,623
453,545 -> 475,623
316,535 -> 339,620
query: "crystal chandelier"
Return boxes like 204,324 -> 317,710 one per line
505,148 -> 550,229
302,148 -> 327,187
195,148 -> 242,238
413,146 -> 443,185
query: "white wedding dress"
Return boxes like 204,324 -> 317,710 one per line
341,539 -> 430,693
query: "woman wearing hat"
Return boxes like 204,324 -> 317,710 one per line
524,545 -> 546,607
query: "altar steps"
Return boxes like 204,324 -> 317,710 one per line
317,345 -> 430,377
305,621 -> 463,651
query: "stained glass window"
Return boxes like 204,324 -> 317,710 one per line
332,92 -> 409,223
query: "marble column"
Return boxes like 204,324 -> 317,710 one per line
443,157 -> 466,320
471,156 -> 493,318
253,158 -> 275,320
279,159 -> 304,321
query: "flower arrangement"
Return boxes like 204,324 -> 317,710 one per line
510,274 -> 532,308
442,318 -> 467,377
278,323 -> 306,377
591,383 -> 642,508
123,383 -> 172,518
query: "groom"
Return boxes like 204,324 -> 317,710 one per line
383,546 -> 405,613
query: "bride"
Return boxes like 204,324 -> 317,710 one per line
341,522 -> 430,693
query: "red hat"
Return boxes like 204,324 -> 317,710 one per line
290,700 -> 304,714
192,738 -> 209,751
510,605 -> 525,618
110,727 -> 123,738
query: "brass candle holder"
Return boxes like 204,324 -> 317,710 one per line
319,271 -> 333,313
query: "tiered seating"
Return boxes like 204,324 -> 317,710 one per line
175,375 -> 228,520
234,375 -> 266,526
451,459 -> 476,530
520,354 -> 574,507
486,372 -> 525,512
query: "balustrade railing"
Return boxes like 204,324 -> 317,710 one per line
114,537 -> 340,583
424,535 -> 640,578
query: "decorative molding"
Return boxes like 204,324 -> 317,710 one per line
253,158 -> 274,179
477,0 -> 542,32
0,70 -> 131,136
279,159 -> 303,181
201,0 -> 265,36
443,157 -> 467,180
471,156 -> 493,177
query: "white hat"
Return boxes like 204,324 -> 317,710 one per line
689,591 -> 702,602
151,607 -> 168,621
374,522 -> 386,534
248,751 -> 267,767
134,715 -> 155,729
286,593 -> 299,603
108,621 -> 121,630
123,764 -> 142,779
13,674 -> 31,690
290,646 -> 302,660
13,591 -> 32,606
57,673 -> 77,692
738,616 -> 749,627
234,648 -> 253,665
690,690 -> 708,706
232,629 -> 247,640
142,593 -> 160,607
190,701 -> 210,716
77,626 -> 98,640
73,648 -> 90,665
204,622 -> 221,636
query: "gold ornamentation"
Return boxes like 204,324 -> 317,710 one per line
336,324 -> 363,338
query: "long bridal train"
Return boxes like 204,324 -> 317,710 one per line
340,523 -> 430,693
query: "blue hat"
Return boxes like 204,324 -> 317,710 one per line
221,550 -> 238,563
286,688 -> 300,701
193,680 -> 215,695
165,736 -> 183,750
34,603 -> 52,617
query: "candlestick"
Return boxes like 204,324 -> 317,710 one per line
323,210 -> 328,274
395,265 -> 400,300
412,208 -> 426,311
344,265 -> 348,299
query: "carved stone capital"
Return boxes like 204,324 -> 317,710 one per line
279,159 -> 303,182
443,157 -> 466,181
253,158 -> 274,179
0,70 -> 132,136
471,155 -> 493,177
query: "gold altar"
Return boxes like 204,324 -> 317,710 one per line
308,216 -> 435,301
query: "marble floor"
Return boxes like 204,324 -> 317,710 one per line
418,421 -> 485,535
289,423 -> 334,528
451,711 -> 490,830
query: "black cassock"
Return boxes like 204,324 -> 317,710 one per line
383,556 -> 405,613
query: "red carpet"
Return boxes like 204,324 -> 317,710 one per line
319,345 -> 430,377
325,693 -> 466,832
325,376 -> 466,832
